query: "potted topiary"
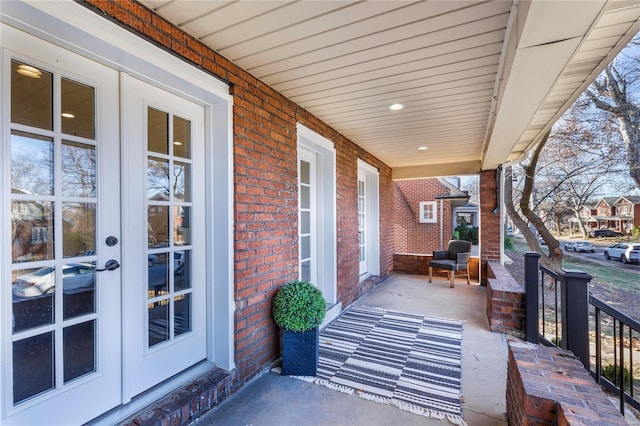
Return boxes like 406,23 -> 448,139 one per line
272,280 -> 326,376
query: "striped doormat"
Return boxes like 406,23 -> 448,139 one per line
290,305 -> 466,425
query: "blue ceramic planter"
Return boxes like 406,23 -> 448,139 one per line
281,327 -> 319,376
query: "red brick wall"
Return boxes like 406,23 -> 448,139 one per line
486,262 -> 524,337
480,170 -> 500,285
82,0 -> 394,383
394,179 -> 456,254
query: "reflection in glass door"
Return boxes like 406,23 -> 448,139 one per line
3,39 -> 121,426
298,152 -> 317,285
10,60 -> 99,404
358,174 -> 367,276
146,107 -> 193,348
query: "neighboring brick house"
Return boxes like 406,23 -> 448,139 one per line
395,178 -> 469,254
569,196 -> 640,235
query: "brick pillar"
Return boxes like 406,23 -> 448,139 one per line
479,170 -> 500,286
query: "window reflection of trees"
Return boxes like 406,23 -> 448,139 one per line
62,141 -> 96,197
147,158 -> 169,200
11,133 -> 53,196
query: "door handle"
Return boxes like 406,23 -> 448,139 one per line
96,259 -> 120,272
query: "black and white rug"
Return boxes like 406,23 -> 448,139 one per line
283,305 -> 466,425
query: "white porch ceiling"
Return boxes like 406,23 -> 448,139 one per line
140,0 -> 640,178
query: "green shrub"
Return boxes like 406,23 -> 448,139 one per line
504,236 -> 513,251
468,226 -> 479,244
602,364 -> 632,391
272,280 -> 326,332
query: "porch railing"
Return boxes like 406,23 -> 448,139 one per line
523,251 -> 640,414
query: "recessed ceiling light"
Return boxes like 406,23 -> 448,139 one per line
17,64 -> 42,79
389,103 -> 405,111
61,112 -> 75,119
418,146 -> 428,151
173,141 -> 183,146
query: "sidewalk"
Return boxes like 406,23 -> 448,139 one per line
195,274 -> 508,426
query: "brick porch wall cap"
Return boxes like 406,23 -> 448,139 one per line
508,341 -> 627,425
487,261 -> 523,294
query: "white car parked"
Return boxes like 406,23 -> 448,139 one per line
604,243 -> 640,264
13,264 -> 95,297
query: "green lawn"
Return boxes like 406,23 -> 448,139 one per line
509,237 -> 640,292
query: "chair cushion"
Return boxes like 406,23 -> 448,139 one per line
429,259 -> 457,271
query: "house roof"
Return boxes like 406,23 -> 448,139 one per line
140,1 -> 640,178
616,196 -> 640,204
598,197 -> 620,207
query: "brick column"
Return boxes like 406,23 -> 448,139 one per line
479,169 -> 500,286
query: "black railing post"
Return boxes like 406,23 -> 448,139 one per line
524,251 -> 541,343
559,269 -> 592,370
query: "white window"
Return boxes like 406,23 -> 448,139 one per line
419,201 -> 437,223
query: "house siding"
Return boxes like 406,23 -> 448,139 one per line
80,0 -> 393,390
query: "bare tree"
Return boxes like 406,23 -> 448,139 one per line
505,132 -> 563,271
584,38 -> 640,189
535,105 -> 626,238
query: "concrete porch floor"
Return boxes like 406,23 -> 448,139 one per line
195,273 -> 508,426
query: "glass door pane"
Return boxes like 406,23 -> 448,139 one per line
147,108 -> 193,349
9,60 -> 98,405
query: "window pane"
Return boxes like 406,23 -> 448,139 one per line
301,186 -> 310,209
12,267 -> 55,332
174,206 -> 190,246
174,293 -> 191,337
148,107 -> 168,154
148,300 -> 169,347
12,201 -> 54,263
62,203 -> 96,258
63,321 -> 95,383
301,260 -> 311,282
61,78 -> 95,139
300,160 -> 310,184
62,263 -> 96,319
62,141 -> 96,197
148,206 -> 169,248
173,116 -> 191,159
13,332 -> 55,404
301,211 -> 310,234
301,235 -> 311,259
148,252 -> 169,297
148,157 -> 169,200
174,250 -> 190,291
173,162 -> 191,201
11,60 -> 53,131
11,131 -> 53,196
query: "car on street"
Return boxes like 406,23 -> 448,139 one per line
589,229 -> 623,238
604,243 -> 640,264
565,241 -> 595,253
13,263 -> 95,297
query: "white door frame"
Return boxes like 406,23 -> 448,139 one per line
357,159 -> 380,279
297,124 -> 337,304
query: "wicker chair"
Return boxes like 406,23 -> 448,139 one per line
428,240 -> 472,288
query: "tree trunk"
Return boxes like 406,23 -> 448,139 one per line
504,134 -> 563,272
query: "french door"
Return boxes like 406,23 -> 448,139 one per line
2,28 -> 121,425
2,26 -> 207,424
121,75 -> 206,400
